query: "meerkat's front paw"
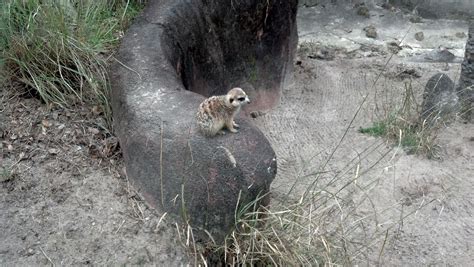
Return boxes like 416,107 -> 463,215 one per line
233,121 -> 239,128
229,128 -> 238,133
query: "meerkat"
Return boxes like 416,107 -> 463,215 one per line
196,87 -> 250,137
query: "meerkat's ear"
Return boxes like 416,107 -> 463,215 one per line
229,97 -> 234,103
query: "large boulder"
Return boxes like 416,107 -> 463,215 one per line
457,21 -> 474,123
421,73 -> 459,125
110,0 -> 298,243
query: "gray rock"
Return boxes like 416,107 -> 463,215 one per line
415,31 -> 424,41
409,15 -> 423,23
110,0 -> 297,243
363,25 -> 377,39
387,41 -> 402,54
357,6 -> 370,18
424,48 -> 456,63
456,32 -> 467,39
457,21 -> 474,122
421,73 -> 459,125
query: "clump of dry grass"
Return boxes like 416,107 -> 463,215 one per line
175,159 -> 400,266
0,0 -> 145,129
360,81 -> 443,158
174,108 -> 402,266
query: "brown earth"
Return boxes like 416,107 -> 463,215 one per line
0,93 -> 187,265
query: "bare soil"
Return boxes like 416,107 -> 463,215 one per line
252,42 -> 474,265
0,93 -> 187,265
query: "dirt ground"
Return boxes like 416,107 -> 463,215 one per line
252,3 -> 474,265
253,54 -> 474,264
0,95 -> 187,265
1,3 -> 473,265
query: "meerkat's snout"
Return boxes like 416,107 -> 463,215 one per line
235,95 -> 250,105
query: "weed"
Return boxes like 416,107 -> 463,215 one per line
176,100 -> 403,266
361,81 -> 442,158
0,0 -> 145,130
0,165 -> 16,184
359,121 -> 387,137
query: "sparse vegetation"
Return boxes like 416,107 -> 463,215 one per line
0,166 -> 13,182
177,150 -> 402,266
1,2 -> 470,265
176,102 -> 402,266
0,0 -> 145,129
360,81 -> 442,158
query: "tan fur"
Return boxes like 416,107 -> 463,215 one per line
196,88 -> 250,137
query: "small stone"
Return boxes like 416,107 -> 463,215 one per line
415,32 -> 424,41
363,25 -> 377,39
26,248 -> 35,256
308,47 -> 335,61
92,106 -> 102,115
387,41 -> 402,54
409,15 -> 422,23
381,3 -> 395,11
88,127 -> 100,135
455,32 -> 467,38
357,6 -> 370,18
41,119 -> 52,128
48,148 -> 59,155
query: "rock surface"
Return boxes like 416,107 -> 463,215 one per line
110,0 -> 297,243
457,21 -> 474,122
363,25 -> 377,39
421,73 -> 459,124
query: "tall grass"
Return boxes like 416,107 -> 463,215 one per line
176,143 -> 403,266
0,0 -> 144,128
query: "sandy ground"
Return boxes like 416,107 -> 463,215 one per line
0,97 -> 187,265
253,3 -> 474,265
1,3 -> 473,265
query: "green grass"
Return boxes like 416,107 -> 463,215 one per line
0,165 -> 15,182
0,0 -> 145,129
359,121 -> 387,137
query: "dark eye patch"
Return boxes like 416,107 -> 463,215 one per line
238,97 -> 246,101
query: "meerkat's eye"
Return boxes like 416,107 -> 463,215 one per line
238,97 -> 245,102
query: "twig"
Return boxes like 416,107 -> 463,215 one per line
39,247 -> 55,266
114,219 -> 126,234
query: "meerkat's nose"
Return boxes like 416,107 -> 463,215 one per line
246,97 -> 250,103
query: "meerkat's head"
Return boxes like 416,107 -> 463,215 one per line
226,87 -> 250,108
